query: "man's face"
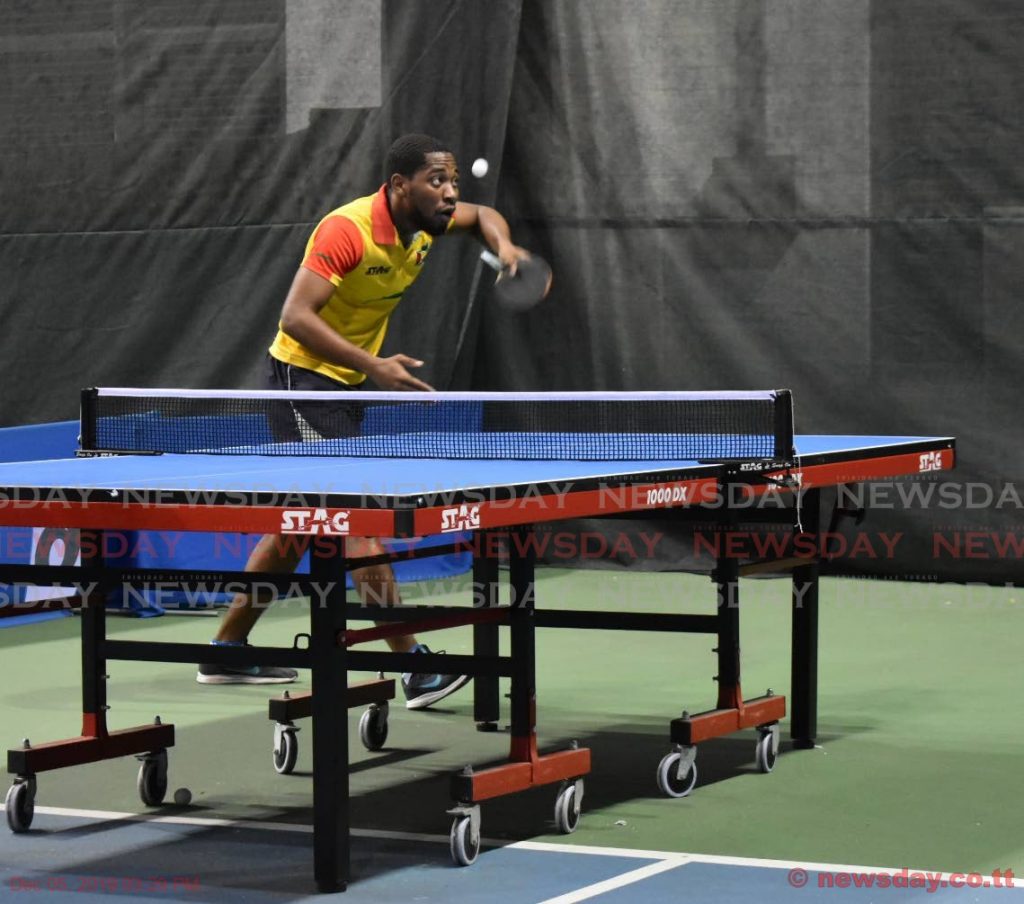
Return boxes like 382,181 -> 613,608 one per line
402,152 -> 459,236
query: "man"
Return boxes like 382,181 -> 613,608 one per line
197,134 -> 541,710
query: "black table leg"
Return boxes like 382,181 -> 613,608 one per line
310,536 -> 349,893
791,488 -> 820,748
473,533 -> 501,730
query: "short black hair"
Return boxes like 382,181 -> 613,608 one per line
384,133 -> 452,181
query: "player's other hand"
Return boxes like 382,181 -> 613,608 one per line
369,354 -> 435,391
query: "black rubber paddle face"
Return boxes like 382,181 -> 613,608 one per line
494,255 -> 551,311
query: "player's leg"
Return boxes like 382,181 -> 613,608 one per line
349,536 -> 472,710
196,534 -> 309,685
198,357 -> 351,685
253,356 -> 469,704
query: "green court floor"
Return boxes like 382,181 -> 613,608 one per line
2,569 -> 1021,878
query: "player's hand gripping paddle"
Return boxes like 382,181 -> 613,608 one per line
480,249 -> 552,312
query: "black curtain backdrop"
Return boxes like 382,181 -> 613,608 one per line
0,0 -> 523,407
1,0 -> 1021,584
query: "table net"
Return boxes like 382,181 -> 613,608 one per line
81,388 -> 794,461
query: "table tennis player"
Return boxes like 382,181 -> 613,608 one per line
198,133 -> 547,710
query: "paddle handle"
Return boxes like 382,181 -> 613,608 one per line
479,249 -> 504,272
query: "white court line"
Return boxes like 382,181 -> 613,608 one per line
30,807 -> 1024,891
510,839 -> 688,860
36,806 -> 312,834
35,806 -> 474,847
535,856 -> 690,904
514,840 -> 1024,892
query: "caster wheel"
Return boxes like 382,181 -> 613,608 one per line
358,703 -> 389,752
137,751 -> 168,807
554,780 -> 583,834
273,725 -> 299,775
449,814 -> 480,866
656,750 -> 697,798
756,728 -> 779,774
5,778 -> 36,833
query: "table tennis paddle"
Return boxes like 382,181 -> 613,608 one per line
480,249 -> 551,312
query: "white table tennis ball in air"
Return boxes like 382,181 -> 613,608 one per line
471,158 -> 489,178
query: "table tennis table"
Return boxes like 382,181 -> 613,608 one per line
0,388 -> 955,892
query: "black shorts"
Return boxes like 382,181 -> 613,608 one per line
264,355 -> 365,442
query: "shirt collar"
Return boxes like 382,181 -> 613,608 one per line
371,184 -> 399,245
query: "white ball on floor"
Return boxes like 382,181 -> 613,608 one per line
471,157 -> 488,178
173,787 -> 192,806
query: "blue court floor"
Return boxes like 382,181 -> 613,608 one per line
2,808 -> 1021,903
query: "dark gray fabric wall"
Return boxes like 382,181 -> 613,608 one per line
476,0 -> 1024,584
1,1 -> 1021,583
0,0 -> 523,416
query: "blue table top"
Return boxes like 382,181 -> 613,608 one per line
0,435 -> 949,496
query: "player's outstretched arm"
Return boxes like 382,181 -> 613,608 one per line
454,201 -> 530,275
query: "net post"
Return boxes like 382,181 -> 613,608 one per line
80,388 -> 99,452
773,389 -> 795,460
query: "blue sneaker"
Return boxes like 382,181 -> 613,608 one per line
197,640 -> 297,685
401,644 -> 471,710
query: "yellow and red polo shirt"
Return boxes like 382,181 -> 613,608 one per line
269,184 -> 450,385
